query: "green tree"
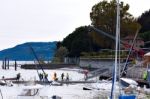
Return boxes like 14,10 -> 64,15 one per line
62,26 -> 100,57
90,0 -> 141,49
54,46 -> 68,62
139,31 -> 150,47
138,9 -> 150,33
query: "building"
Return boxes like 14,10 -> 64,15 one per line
122,35 -> 144,50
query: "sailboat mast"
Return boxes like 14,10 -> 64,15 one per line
111,0 -> 120,98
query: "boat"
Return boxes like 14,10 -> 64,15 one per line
0,80 -> 6,86
120,78 -> 138,88
17,84 -> 47,99
0,80 -> 13,86
16,83 -> 62,99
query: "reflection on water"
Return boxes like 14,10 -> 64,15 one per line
0,61 -> 34,67
0,61 -> 51,67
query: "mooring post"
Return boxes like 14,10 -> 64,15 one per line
15,60 -> 17,71
4,58 -> 7,70
2,60 -> 4,69
7,59 -> 9,69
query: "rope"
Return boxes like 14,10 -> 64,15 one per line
121,29 -> 139,77
28,45 -> 46,74
28,45 -> 52,85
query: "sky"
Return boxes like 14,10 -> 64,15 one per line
0,0 -> 149,50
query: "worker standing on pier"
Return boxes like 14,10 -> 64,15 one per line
16,73 -> 21,81
66,73 -> 69,81
39,73 -> 43,81
61,73 -> 64,81
44,73 -> 48,82
84,70 -> 88,80
53,72 -> 58,81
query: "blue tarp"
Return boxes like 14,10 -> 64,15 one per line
119,95 -> 136,99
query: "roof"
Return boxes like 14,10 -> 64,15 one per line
144,52 -> 150,56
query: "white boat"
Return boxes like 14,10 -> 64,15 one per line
16,83 -> 62,99
17,84 -> 48,99
120,78 -> 138,88
0,80 -> 6,86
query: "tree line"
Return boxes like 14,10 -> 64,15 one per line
54,0 -> 150,59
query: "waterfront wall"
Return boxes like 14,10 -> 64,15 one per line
79,58 -> 115,68
21,63 -> 77,69
79,58 -> 145,79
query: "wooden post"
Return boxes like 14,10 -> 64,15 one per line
15,60 -> 17,71
2,60 -> 4,69
4,58 -> 7,69
7,59 -> 9,69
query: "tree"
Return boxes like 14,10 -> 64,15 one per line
62,26 -> 100,57
54,46 -> 68,62
138,9 -> 150,33
139,31 -> 150,47
90,0 -> 141,49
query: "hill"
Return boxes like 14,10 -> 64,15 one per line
0,42 -> 57,61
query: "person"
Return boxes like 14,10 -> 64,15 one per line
66,73 -> 69,81
53,72 -> 58,81
2,76 -> 5,80
16,73 -> 21,81
84,70 -> 88,80
44,73 -> 48,82
2,76 -> 6,83
39,73 -> 43,81
143,70 -> 147,80
61,73 -> 64,81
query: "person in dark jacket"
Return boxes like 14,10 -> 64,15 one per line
61,73 -> 64,81
39,73 -> 43,81
16,73 -> 21,81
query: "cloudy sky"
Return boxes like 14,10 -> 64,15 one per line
0,0 -> 149,50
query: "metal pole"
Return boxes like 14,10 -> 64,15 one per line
111,0 -> 120,98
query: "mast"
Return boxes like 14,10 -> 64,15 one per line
110,0 -> 120,98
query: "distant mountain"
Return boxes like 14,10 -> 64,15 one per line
0,42 -> 57,61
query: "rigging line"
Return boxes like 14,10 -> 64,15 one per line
118,7 -> 121,94
33,60 -> 40,77
28,45 -> 46,74
28,45 -> 52,85
28,46 -> 41,78
121,29 -> 139,77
